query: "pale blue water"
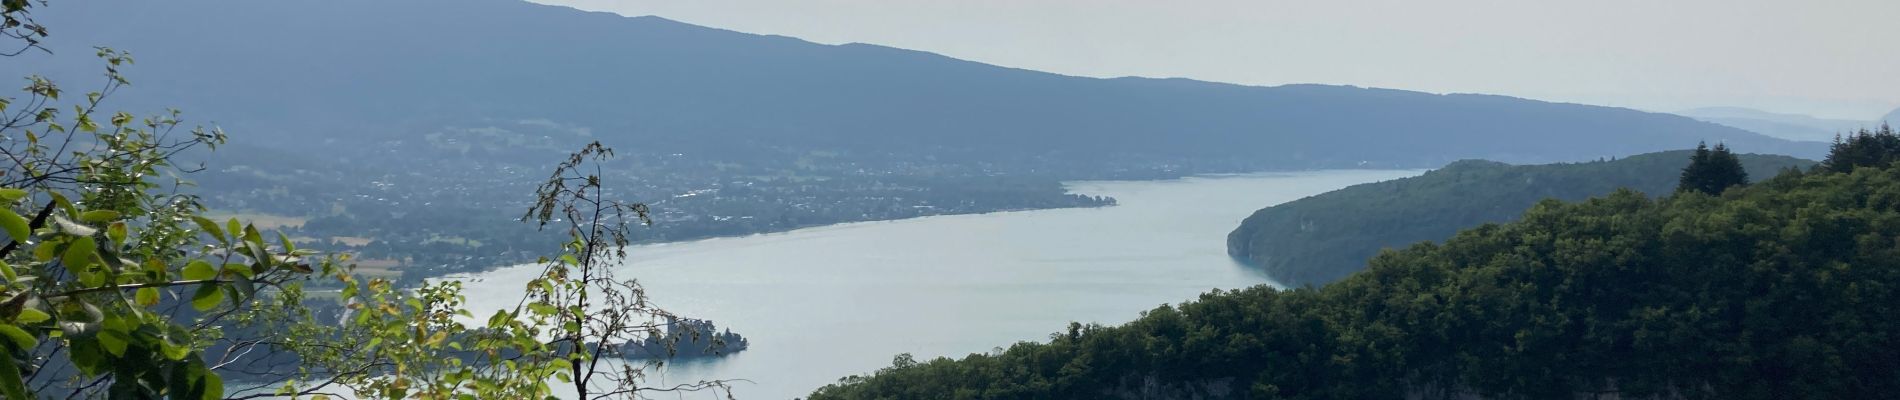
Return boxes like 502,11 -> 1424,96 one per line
452,170 -> 1420,399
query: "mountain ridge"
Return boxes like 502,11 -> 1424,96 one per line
1228,150 -> 1816,286
6,0 -> 1823,171
1676,106 -> 1876,142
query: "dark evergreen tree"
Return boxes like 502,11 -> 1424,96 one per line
1679,142 -> 1712,191
1678,142 -> 1749,194
1822,124 -> 1900,173
1710,143 -> 1749,185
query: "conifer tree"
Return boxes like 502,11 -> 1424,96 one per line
1678,142 -> 1748,194
1823,124 -> 1900,173
1709,142 -> 1749,186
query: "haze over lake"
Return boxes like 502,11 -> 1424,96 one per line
450,169 -> 1419,398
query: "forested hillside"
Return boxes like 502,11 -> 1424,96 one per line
813,158 -> 1900,400
1228,150 -> 1814,286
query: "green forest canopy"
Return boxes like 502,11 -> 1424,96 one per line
817,159 -> 1900,400
1227,149 -> 1814,286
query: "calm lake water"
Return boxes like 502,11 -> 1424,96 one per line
450,169 -> 1419,399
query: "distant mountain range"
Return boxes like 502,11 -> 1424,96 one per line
1228,150 -> 1816,286
7,0 -> 1824,173
1884,107 -> 1900,126
1676,107 -> 1886,142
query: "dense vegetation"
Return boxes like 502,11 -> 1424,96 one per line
1228,149 -> 1813,286
813,154 -> 1900,400
1822,125 -> 1900,174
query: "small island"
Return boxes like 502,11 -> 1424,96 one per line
621,317 -> 750,359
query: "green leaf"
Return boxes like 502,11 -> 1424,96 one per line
0,344 -> 26,400
30,239 -> 60,263
15,309 -> 48,324
190,216 -> 225,243
191,284 -> 223,311
159,337 -> 190,360
106,221 -> 126,244
229,276 -> 254,304
0,324 -> 36,350
135,287 -> 159,307
98,328 -> 129,356
0,188 -> 26,202
0,208 -> 28,242
223,263 -> 254,279
78,210 -> 119,222
0,260 -> 14,283
199,368 -> 223,400
73,269 -> 103,288
68,336 -> 105,375
183,260 -> 215,281
226,218 -> 242,242
62,236 -> 97,271
169,355 -> 220,400
527,302 -> 558,316
245,240 -> 272,270
278,231 -> 297,253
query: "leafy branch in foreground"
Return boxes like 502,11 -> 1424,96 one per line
0,0 -> 49,57
260,143 -> 737,399
516,141 -> 736,399
0,4 -> 735,397
0,47 -> 343,399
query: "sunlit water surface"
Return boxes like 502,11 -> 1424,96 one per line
449,170 -> 1420,399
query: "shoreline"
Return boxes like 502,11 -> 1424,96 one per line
434,169 -> 1418,282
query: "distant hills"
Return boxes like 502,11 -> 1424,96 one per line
1228,150 -> 1816,286
7,0 -> 1825,173
1676,107 -> 1874,142
1,0 -> 1839,277
1885,107 -> 1900,126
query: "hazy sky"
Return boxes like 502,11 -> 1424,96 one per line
538,0 -> 1899,120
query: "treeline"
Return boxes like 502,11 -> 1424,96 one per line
812,130 -> 1900,399
285,174 -> 1116,283
1227,149 -> 1813,286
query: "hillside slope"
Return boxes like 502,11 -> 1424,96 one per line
1228,150 -> 1815,286
6,0 -> 1824,170
813,161 -> 1900,400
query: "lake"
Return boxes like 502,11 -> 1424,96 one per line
449,169 -> 1420,399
